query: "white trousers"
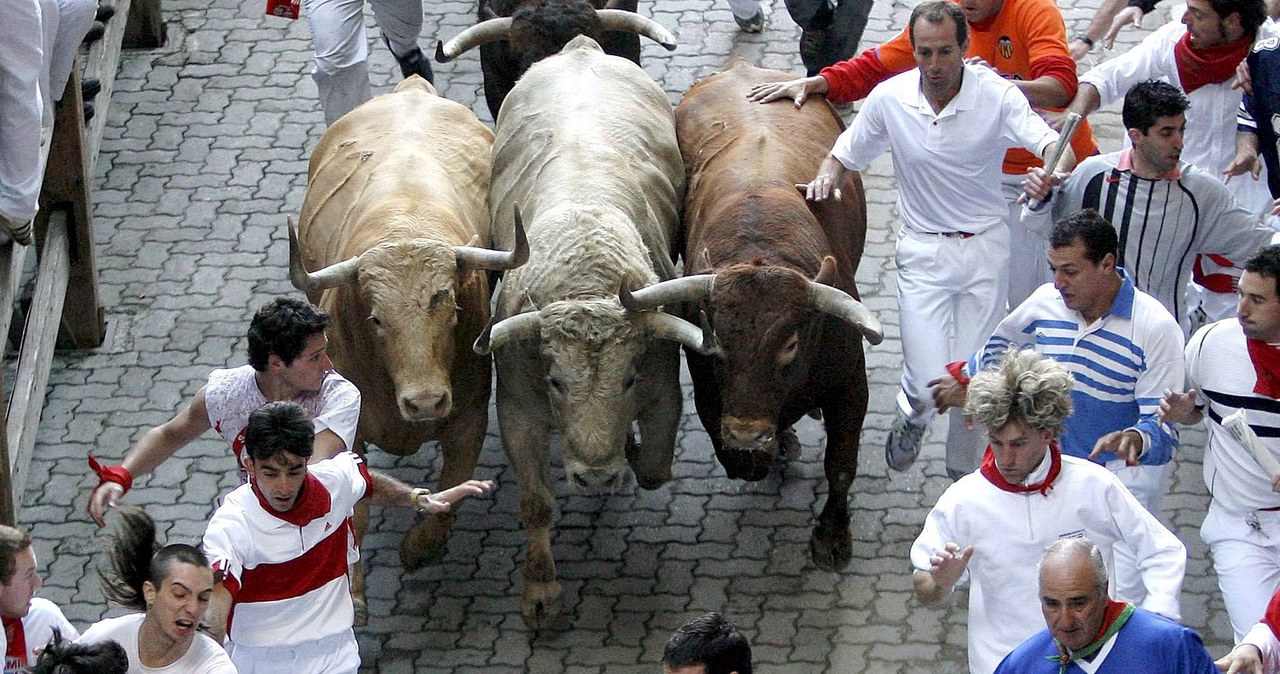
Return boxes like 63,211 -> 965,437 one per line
229,629 -> 360,674
0,0 -> 46,222
1202,501 -> 1280,642
726,0 -> 762,20
895,225 -> 1009,476
1108,461 -> 1170,610
39,0 -> 95,115
1002,174 -> 1050,309
304,0 -> 423,125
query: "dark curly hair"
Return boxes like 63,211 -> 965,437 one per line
246,297 -> 330,372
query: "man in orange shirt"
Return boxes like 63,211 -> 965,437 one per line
751,0 -> 1099,477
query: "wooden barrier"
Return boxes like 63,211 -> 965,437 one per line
0,0 -> 164,524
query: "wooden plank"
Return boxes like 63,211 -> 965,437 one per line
5,213 -> 71,519
39,64 -> 103,349
123,0 -> 164,49
0,365 -> 13,527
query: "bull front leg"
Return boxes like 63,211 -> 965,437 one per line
496,367 -> 561,629
811,370 -> 868,572
630,345 -> 681,490
399,405 -> 488,570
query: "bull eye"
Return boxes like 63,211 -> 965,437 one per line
778,333 -> 800,366
368,315 -> 382,328
547,375 -> 564,392
623,372 -> 637,390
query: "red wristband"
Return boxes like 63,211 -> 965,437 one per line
88,456 -> 133,494
945,360 -> 970,387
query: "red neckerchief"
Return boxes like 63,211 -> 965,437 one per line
1049,600 -> 1134,670
251,472 -> 331,526
1264,584 -> 1280,641
1247,338 -> 1280,398
1174,32 -> 1251,93
3,616 -> 25,669
980,442 -> 1062,496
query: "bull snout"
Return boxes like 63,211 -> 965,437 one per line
721,417 -> 778,452
564,465 -> 631,495
399,386 -> 452,421
719,416 -> 778,481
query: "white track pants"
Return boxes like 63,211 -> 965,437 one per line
894,225 -> 1009,476
726,0 -> 762,20
0,0 -> 46,222
1202,502 -> 1280,642
1002,174 -> 1051,310
229,629 -> 360,674
39,0 -> 96,114
303,0 -> 423,125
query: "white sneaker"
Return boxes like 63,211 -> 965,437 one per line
0,212 -> 33,246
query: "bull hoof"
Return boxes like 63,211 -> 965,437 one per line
399,517 -> 450,571
809,523 -> 852,572
634,466 -> 672,490
521,580 -> 564,630
780,426 -> 801,461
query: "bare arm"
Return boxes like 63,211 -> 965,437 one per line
310,429 -> 347,462
366,470 -> 494,513
205,581 -> 233,643
87,387 -> 213,526
1066,82 -> 1103,120
1225,130 -> 1263,183
1070,0 -> 1134,58
1013,76 -> 1071,109
912,542 -> 974,606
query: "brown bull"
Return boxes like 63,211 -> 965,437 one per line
629,58 -> 882,571
289,77 -> 526,571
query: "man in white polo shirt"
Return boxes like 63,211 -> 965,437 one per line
804,0 -> 1070,478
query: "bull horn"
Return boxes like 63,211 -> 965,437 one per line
809,282 -> 884,345
454,206 -> 529,271
436,17 -> 513,63
596,10 -> 677,51
620,274 -> 714,312
643,310 -> 720,356
287,216 -> 360,293
474,310 -> 542,354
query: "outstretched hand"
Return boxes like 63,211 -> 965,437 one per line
415,479 -> 495,514
928,542 -> 975,591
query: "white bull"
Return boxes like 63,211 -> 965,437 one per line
289,76 -> 525,571
478,36 -> 711,628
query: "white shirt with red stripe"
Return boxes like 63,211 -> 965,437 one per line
2,598 -> 77,673
204,365 -> 361,483
202,451 -> 370,648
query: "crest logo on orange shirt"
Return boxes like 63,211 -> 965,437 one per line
998,36 -> 1013,60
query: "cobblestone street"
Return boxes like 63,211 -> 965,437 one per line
14,0 -> 1232,670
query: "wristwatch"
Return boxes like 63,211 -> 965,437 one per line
410,487 -> 432,512
1073,34 -> 1095,48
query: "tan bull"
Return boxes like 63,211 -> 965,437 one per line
289,76 -> 525,572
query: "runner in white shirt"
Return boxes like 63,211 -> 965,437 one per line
0,526 -> 77,674
802,0 -> 1070,478
203,402 -> 492,674
77,507 -> 233,674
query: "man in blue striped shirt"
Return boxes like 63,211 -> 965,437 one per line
931,209 -> 1185,604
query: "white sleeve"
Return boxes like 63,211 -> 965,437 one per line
909,488 -> 969,587
315,451 -> 372,514
1242,621 -> 1280,671
202,501 -> 248,592
1079,20 -> 1182,105
829,89 -> 891,172
1106,474 -> 1187,619
316,375 -> 361,451
999,85 -> 1058,157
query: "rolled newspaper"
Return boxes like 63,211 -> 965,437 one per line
1222,408 -> 1280,481
1026,112 -> 1083,210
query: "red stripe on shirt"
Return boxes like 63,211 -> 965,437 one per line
233,522 -> 350,604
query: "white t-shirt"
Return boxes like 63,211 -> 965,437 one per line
77,614 -> 235,674
3,598 -> 78,673
204,365 -> 361,482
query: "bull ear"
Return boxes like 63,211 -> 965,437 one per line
619,274 -> 714,312
453,206 -> 529,272
642,310 -> 720,356
813,255 -> 838,286
809,282 -> 883,345
595,10 -> 677,51
288,216 -> 360,292
436,17 -> 514,63
474,310 -> 542,354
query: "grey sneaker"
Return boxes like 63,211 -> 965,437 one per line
0,212 -> 33,246
885,415 -> 925,471
735,8 -> 765,33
